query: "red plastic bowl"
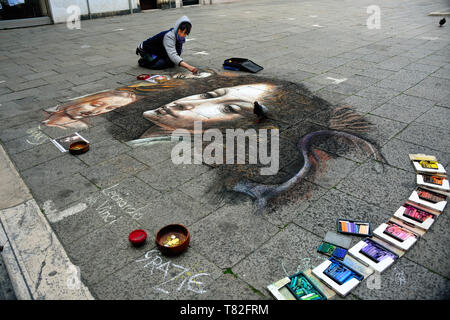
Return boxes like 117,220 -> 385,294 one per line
129,229 -> 147,246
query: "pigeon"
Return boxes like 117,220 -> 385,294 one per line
439,17 -> 446,27
254,101 -> 268,122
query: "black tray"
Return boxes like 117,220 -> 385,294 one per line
223,57 -> 263,73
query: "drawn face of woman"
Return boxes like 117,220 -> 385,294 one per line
64,91 -> 136,119
143,83 -> 274,129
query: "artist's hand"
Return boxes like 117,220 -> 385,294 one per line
189,66 -> 198,74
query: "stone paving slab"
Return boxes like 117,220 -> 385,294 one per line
396,123 -> 450,153
20,155 -> 88,187
415,105 -> 450,128
200,273 -> 266,300
49,176 -> 162,247
0,121 -> 44,143
359,114 -> 408,147
189,200 -> 279,269
91,247 -> 224,300
233,223 -> 327,296
79,154 -> 148,189
351,257 -> 450,300
2,134 -> 47,156
0,253 -> 16,300
0,200 -> 93,300
178,169 -> 224,205
405,208 -> 450,279
76,234 -> 155,287
293,188 -> 392,241
0,145 -> 32,210
63,215 -> 142,268
354,86 -> 403,107
370,102 -> 431,124
341,95 -> 384,114
137,190 -> 218,237
388,93 -> 436,110
336,160 -> 417,211
1,0 -> 450,300
260,181 -> 328,227
7,142 -> 65,171
32,173 -> 98,213
380,138 -> 450,173
405,76 -> 450,101
136,161 -> 212,193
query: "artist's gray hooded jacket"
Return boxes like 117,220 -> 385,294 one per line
163,15 -> 192,66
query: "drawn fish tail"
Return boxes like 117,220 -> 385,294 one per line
233,130 -> 382,212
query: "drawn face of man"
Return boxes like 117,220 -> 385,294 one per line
64,91 -> 136,119
143,83 -> 274,130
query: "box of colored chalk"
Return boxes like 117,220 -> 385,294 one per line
302,269 -> 336,300
312,257 -> 364,297
393,201 -> 439,231
318,231 -> 352,260
408,187 -> 447,212
285,272 -> 327,300
412,160 -> 446,175
337,219 -> 372,237
389,217 -> 426,237
266,276 -> 296,300
409,154 -> 446,175
267,270 -> 337,300
417,174 -> 450,191
373,220 -> 419,251
419,185 -> 450,198
348,237 -> 401,273
317,242 -> 348,260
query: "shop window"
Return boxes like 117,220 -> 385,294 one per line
0,0 -> 48,20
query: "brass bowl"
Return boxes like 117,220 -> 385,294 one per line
69,141 -> 89,155
155,224 -> 190,256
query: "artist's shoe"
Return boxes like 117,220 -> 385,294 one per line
136,47 -> 146,57
138,58 -> 153,69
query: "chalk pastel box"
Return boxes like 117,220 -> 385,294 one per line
266,276 -> 296,300
337,218 -> 372,237
417,174 -> 450,191
393,202 -> 437,231
373,221 -> 419,251
317,242 -> 348,260
312,257 -> 365,297
389,216 -> 426,237
408,187 -> 447,212
348,237 -> 400,273
412,160 -> 446,175
267,269 -> 336,300
285,272 -> 327,300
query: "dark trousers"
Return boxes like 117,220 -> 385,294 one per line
136,47 -> 174,70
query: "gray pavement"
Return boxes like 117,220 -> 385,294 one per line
1,0 -> 450,300
0,254 -> 16,300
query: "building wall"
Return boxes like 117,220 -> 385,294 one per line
89,0 -> 136,14
210,0 -> 244,3
48,0 -> 88,23
198,0 -> 245,4
172,1 -> 245,8
48,0 -> 139,23
48,0 -> 245,24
